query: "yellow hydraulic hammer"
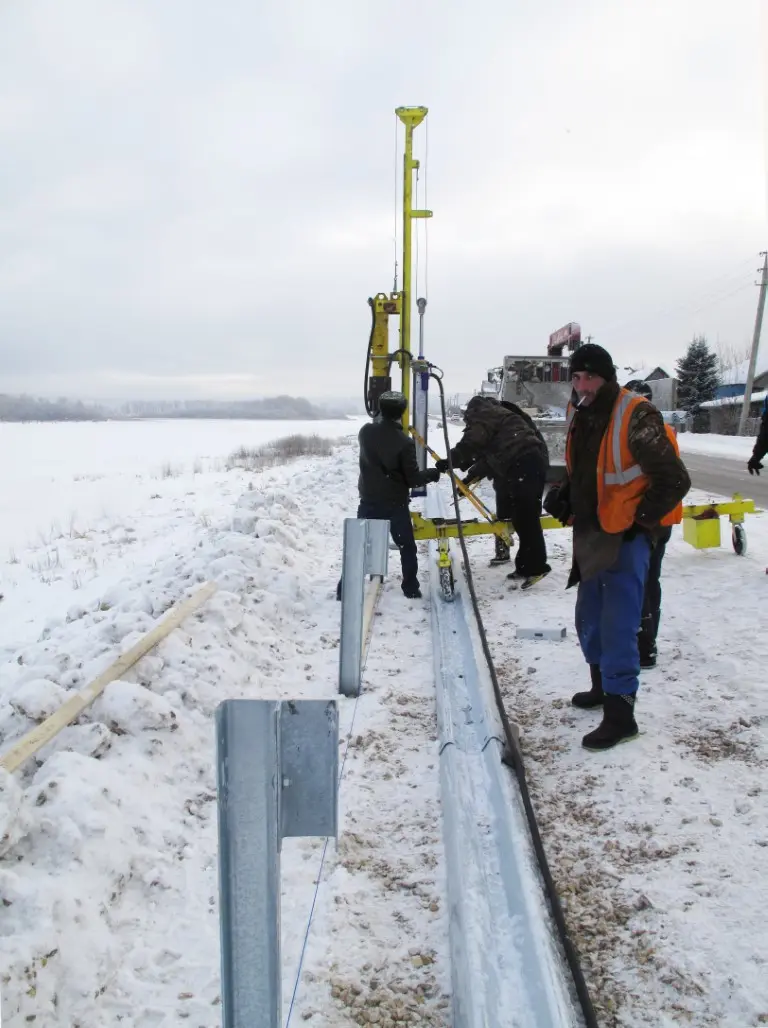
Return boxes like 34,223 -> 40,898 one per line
366,292 -> 402,414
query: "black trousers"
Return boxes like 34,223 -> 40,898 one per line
495,456 -> 549,577
638,526 -> 672,656
358,501 -> 419,593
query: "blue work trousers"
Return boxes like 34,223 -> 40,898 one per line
575,535 -> 651,696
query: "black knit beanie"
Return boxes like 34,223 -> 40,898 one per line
568,343 -> 616,382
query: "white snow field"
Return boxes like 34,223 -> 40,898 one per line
0,419 -> 766,1027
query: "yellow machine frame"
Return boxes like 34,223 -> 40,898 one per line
411,487 -> 759,557
368,107 -> 760,566
366,107 -> 432,428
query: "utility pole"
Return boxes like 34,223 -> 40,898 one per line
738,252 -> 768,435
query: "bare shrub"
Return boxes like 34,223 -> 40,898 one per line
226,434 -> 335,472
28,548 -> 63,584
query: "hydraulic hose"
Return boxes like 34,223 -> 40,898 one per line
363,298 -> 377,417
429,369 -> 599,1028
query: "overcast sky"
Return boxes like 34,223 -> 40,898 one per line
1,0 -> 766,401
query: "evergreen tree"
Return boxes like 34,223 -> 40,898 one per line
675,335 -> 719,412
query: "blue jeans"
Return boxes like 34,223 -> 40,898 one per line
575,535 -> 651,695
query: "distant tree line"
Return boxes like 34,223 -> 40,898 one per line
0,393 -> 351,423
0,394 -> 106,422
117,395 -> 338,420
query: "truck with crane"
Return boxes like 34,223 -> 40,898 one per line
480,322 -> 583,416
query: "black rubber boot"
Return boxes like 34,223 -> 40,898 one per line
582,693 -> 639,751
489,535 -> 511,566
638,616 -> 657,669
639,646 -> 657,670
402,583 -> 422,599
571,664 -> 604,709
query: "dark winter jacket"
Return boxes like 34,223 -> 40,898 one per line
449,396 -> 549,485
358,416 -> 437,507
558,382 -> 691,584
752,401 -> 768,463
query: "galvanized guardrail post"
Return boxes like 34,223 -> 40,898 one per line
338,518 -> 389,697
216,698 -> 339,1028
365,518 -> 390,582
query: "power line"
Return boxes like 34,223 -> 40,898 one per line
597,257 -> 758,338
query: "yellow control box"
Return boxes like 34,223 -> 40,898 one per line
683,515 -> 722,549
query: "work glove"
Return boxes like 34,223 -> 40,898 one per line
434,458 -> 450,474
543,483 -> 572,525
425,468 -> 441,483
748,456 -> 763,476
463,462 -> 488,487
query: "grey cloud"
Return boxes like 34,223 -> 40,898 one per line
0,0 -> 764,400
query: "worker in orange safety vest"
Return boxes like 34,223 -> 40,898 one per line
543,345 -> 691,751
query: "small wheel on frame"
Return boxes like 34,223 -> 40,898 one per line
732,522 -> 747,556
439,564 -> 455,602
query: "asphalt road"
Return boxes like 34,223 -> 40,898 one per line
681,451 -> 768,506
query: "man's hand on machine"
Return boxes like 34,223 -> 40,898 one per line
461,462 -> 487,489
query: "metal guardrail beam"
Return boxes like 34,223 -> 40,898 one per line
216,699 -> 338,1028
425,493 -> 582,1028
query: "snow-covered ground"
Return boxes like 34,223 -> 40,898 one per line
677,432 -> 756,460
0,420 -> 448,1026
0,417 -> 362,558
469,479 -> 768,1028
1,419 -> 766,1027
0,417 -> 362,653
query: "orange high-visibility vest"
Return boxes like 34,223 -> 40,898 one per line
566,390 -> 683,533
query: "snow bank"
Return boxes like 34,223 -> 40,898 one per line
677,433 -> 756,460
0,415 -> 363,559
0,431 -> 449,1026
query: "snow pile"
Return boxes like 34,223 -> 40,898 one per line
8,678 -> 69,721
700,390 -> 768,409
678,432 -> 756,460
0,432 -> 449,1026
